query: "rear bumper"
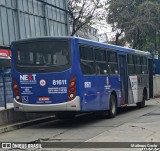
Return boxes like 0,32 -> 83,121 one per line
14,96 -> 81,112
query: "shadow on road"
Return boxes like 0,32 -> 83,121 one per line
117,104 -> 151,114
30,105 -> 152,129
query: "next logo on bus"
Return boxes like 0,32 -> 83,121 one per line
20,75 -> 36,81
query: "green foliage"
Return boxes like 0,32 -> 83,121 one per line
107,0 -> 160,53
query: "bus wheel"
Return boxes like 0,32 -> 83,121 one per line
136,91 -> 146,108
108,94 -> 117,118
55,112 -> 75,120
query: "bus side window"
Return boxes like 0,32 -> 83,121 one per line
79,46 -> 95,75
95,49 -> 108,75
135,55 -> 142,74
107,51 -> 118,75
128,54 -> 135,75
141,56 -> 148,74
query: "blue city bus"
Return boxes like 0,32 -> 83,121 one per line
11,37 -> 152,119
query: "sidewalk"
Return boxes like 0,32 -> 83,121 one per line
0,98 -> 160,151
70,98 -> 160,151
0,115 -> 56,134
87,106 -> 160,142
0,103 -> 54,134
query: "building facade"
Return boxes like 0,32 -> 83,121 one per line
0,0 -> 69,108
98,33 -> 108,43
75,25 -> 99,42
0,0 -> 69,47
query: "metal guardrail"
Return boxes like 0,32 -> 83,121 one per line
0,68 -> 13,109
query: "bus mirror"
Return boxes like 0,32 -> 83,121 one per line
104,70 -> 107,74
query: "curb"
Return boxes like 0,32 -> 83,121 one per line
0,116 -> 57,134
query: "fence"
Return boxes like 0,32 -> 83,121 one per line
154,59 -> 160,75
0,68 -> 13,109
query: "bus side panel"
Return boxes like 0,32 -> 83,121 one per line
137,74 -> 149,102
74,39 -> 102,111
128,76 -> 138,104
128,74 -> 149,104
72,39 -> 83,111
74,39 -> 121,111
79,76 -> 121,111
97,76 -> 121,110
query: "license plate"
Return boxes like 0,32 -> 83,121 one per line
38,97 -> 50,101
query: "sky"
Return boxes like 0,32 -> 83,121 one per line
92,14 -> 116,41
93,0 -> 112,34
91,0 -> 116,40
93,20 -> 112,34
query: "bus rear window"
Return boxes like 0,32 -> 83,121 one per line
14,40 -> 71,73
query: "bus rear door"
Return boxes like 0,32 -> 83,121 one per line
119,54 -> 128,105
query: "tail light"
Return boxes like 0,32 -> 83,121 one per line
68,75 -> 76,101
13,79 -> 22,103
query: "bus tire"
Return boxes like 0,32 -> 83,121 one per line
136,90 -> 146,108
55,112 -> 75,120
108,94 -> 117,118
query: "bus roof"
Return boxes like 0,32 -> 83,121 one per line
11,36 -> 72,44
75,37 -> 151,57
11,36 -> 151,57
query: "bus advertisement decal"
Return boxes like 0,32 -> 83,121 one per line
104,77 -> 111,89
22,96 -> 29,103
48,87 -> 67,94
21,87 -> 33,95
39,79 -> 46,87
38,97 -> 50,102
129,76 -> 138,103
104,85 -> 111,90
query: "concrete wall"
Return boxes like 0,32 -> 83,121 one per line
153,75 -> 160,97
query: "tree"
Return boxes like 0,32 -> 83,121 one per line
68,0 -> 105,36
107,0 -> 140,46
137,1 -> 160,52
107,0 -> 160,52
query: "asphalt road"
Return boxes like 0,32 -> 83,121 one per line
1,98 -> 160,151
